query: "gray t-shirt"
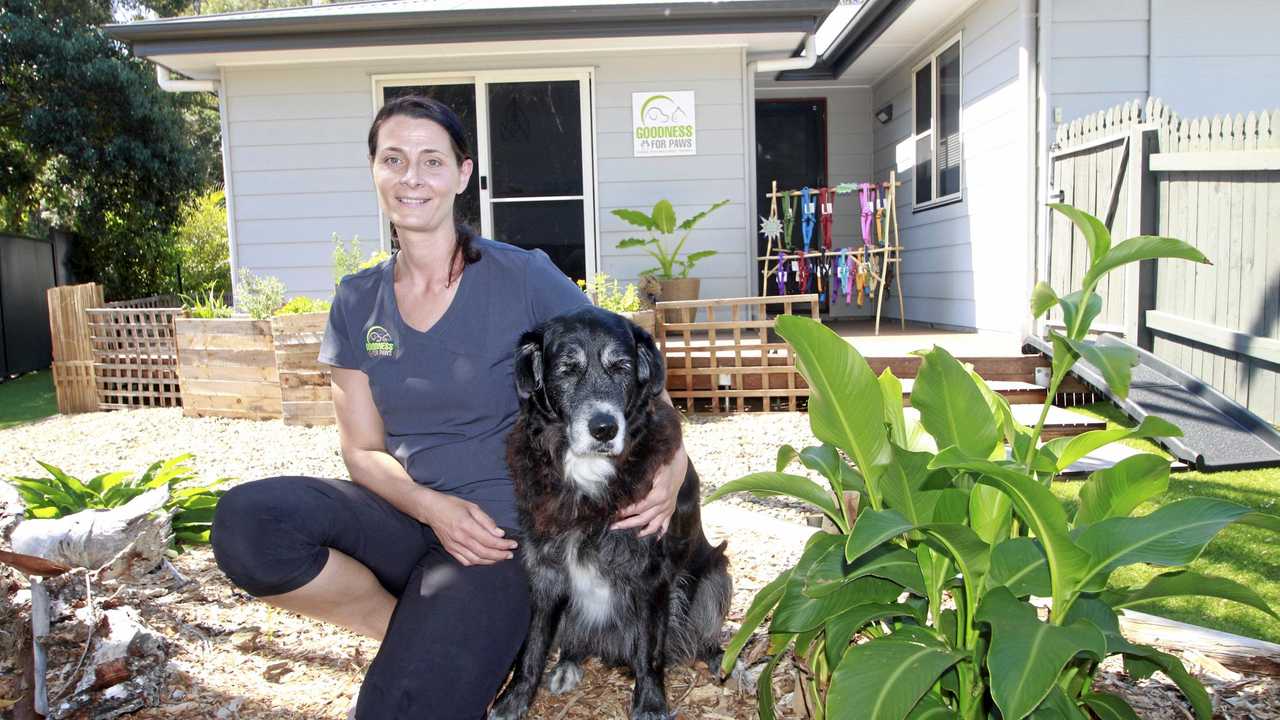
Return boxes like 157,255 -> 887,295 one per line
318,237 -> 588,529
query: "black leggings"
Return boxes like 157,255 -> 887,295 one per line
210,476 -> 531,720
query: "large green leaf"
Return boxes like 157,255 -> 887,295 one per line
880,446 -> 938,524
1030,281 -> 1058,319
756,646 -> 789,720
777,315 -> 890,490
976,587 -> 1106,720
652,199 -> 677,234
615,237 -> 651,249
799,443 -> 867,497
1056,290 -> 1103,339
1082,693 -> 1140,720
905,693 -> 958,719
930,450 -> 1092,614
721,568 -> 792,675
1084,235 -> 1210,291
880,368 -> 908,447
910,347 -> 999,459
1031,686 -> 1087,719
1048,415 -> 1182,470
1064,337 -> 1137,399
610,208 -> 656,230
845,507 -> 914,563
1103,569 -> 1278,618
1111,637 -> 1211,720
827,637 -> 967,720
970,484 -> 1013,544
703,471 -> 839,523
1076,497 -> 1258,580
1050,203 -> 1112,271
920,523 -> 991,594
1074,453 -> 1170,527
774,571 -> 901,634
776,444 -> 801,472
824,603 -> 917,667
807,544 -> 926,598
677,198 -> 730,231
988,538 -> 1050,598
1048,332 -> 1081,393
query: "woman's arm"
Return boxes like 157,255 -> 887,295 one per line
331,367 -> 517,565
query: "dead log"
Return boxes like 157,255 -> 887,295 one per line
0,481 -> 23,544
10,487 -> 171,573
1118,609 -> 1280,677
31,578 -> 50,715
46,606 -> 169,720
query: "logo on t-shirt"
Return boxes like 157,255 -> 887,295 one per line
365,325 -> 395,358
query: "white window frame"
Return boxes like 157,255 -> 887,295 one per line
912,33 -> 963,211
371,68 -> 599,277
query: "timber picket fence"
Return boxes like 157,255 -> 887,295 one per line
1042,98 -> 1280,422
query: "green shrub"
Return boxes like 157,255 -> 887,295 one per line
176,189 -> 232,297
236,268 -> 285,320
709,204 -> 1276,720
274,295 -> 332,316
332,233 -> 390,285
5,455 -> 226,548
181,284 -> 233,318
580,273 -> 641,313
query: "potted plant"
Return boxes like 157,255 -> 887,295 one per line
579,274 -> 653,335
612,198 -> 728,310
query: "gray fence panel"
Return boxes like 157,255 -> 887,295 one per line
0,233 -> 57,376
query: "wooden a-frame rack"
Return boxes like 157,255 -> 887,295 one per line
759,170 -> 905,334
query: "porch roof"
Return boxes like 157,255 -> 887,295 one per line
105,0 -> 838,71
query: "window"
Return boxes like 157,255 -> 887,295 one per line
913,35 -> 962,208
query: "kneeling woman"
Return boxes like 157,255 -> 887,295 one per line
211,95 -> 691,719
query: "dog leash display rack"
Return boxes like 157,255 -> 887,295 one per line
758,170 -> 905,335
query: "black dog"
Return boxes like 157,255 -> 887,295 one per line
489,306 -> 732,720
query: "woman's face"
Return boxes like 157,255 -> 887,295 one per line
370,114 -> 473,239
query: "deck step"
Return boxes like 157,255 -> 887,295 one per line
900,378 -> 1047,405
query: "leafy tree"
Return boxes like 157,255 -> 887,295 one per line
0,0 -> 206,298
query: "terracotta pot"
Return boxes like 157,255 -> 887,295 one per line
657,277 -> 700,324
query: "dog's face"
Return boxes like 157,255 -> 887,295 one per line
514,306 -> 664,458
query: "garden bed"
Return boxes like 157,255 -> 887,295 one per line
270,312 -> 335,427
175,318 -> 282,420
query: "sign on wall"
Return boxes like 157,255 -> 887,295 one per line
632,91 -> 696,157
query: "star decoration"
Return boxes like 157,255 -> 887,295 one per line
759,215 -> 783,242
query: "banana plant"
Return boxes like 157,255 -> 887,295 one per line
707,204 -> 1277,719
612,198 -> 728,279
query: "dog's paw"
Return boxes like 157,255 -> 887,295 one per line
547,660 -> 584,695
631,710 -> 675,720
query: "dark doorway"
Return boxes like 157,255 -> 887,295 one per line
755,99 -> 827,295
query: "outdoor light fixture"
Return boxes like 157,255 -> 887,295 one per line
876,103 -> 893,124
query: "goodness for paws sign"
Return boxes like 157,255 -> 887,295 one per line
632,91 -> 696,157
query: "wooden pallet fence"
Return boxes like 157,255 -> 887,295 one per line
46,283 -> 104,413
270,312 -> 334,426
86,306 -> 183,410
655,294 -> 821,412
175,318 -> 282,420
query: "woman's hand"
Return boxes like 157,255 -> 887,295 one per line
417,488 -> 517,566
611,445 -> 688,537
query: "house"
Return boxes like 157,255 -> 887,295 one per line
106,0 -> 1279,339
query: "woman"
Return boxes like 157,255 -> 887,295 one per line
211,95 -> 691,719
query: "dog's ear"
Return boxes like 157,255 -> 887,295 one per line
632,323 -> 665,400
514,328 -> 544,400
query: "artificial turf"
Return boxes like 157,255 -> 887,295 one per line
0,369 -> 57,430
1054,402 -> 1280,644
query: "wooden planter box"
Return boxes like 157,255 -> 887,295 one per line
270,312 -> 335,427
619,309 -> 656,336
175,318 -> 282,420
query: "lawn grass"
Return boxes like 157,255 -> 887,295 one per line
1053,402 -> 1280,643
0,370 -> 57,430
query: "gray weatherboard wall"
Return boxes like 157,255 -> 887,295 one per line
871,0 -> 1033,334
1048,0 -> 1280,124
224,47 -> 753,299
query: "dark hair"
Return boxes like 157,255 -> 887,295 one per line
368,95 -> 480,283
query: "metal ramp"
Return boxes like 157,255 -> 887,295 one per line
1024,335 -> 1280,472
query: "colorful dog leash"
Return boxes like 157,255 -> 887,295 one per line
800,187 -> 815,252
775,251 -> 788,296
859,182 -> 874,247
781,193 -> 796,250
819,187 -> 834,251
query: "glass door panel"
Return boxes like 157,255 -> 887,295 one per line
485,80 -> 587,280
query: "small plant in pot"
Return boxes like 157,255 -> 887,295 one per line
612,198 -> 729,317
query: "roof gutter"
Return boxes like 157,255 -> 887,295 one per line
751,34 -> 818,74
154,64 -> 218,92
776,0 -> 913,81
